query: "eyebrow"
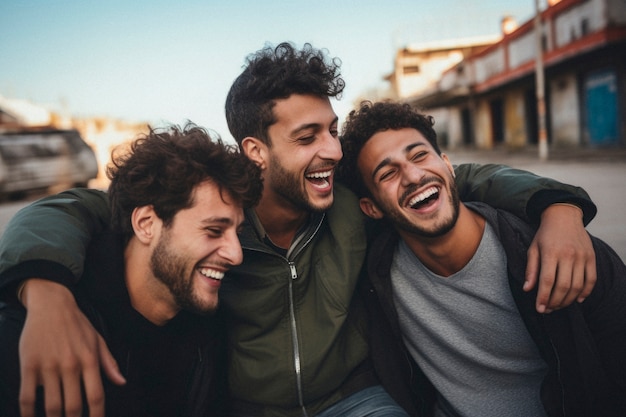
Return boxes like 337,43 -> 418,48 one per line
371,142 -> 426,180
290,116 -> 339,137
200,217 -> 235,227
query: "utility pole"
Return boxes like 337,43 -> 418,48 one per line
535,0 -> 549,160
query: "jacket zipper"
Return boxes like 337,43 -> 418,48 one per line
289,261 -> 308,417
287,215 -> 323,417
241,214 -> 324,417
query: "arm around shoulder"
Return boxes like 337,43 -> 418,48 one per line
453,163 -> 596,224
0,188 -> 111,292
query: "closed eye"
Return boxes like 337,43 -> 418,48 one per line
378,169 -> 397,182
410,151 -> 428,161
205,227 -> 224,237
297,135 -> 315,144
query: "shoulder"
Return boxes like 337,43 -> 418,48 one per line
327,184 -> 366,227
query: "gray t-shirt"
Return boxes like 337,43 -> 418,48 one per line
391,222 -> 548,417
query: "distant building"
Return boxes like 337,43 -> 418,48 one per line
390,0 -> 626,150
0,95 -> 52,129
386,35 -> 500,100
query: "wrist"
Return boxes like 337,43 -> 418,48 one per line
542,202 -> 584,223
19,278 -> 73,309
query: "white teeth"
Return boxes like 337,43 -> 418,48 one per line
199,268 -> 225,280
408,186 -> 438,207
306,170 -> 332,179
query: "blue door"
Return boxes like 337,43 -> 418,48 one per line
584,69 -> 619,146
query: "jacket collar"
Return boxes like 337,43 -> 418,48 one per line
238,208 -> 325,260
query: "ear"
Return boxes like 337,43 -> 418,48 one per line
241,136 -> 268,170
359,197 -> 384,220
131,205 -> 160,244
441,153 -> 455,178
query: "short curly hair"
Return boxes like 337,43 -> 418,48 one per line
338,100 -> 439,199
225,42 -> 344,146
107,123 -> 263,237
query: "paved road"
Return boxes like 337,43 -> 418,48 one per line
446,147 -> 626,261
0,150 -> 624,262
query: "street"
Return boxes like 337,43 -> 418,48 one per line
0,150 -> 624,262
446,148 -> 626,261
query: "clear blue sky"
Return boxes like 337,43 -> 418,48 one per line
1,0 -> 535,140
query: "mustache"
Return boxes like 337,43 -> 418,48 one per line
398,177 -> 444,206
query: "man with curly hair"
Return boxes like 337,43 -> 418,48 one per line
338,100 -> 626,416
0,124 -> 263,417
0,43 -> 600,417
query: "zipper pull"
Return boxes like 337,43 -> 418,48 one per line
288,262 -> 297,280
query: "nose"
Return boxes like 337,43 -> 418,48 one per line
319,131 -> 343,162
400,161 -> 426,186
219,230 -> 244,266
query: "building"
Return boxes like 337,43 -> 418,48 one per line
394,0 -> 626,150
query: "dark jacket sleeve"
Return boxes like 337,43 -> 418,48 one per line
0,188 -> 111,297
453,163 -> 596,225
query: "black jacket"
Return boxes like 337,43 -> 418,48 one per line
0,232 -> 227,417
362,202 -> 626,417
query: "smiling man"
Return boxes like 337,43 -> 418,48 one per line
339,100 -> 626,416
0,124 -> 263,417
0,43 -> 603,417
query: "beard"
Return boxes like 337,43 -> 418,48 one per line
267,152 -> 332,213
150,231 -> 216,315
378,175 -> 461,239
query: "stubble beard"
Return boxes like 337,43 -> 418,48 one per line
150,231 -> 217,316
268,152 -> 332,214
380,175 -> 461,239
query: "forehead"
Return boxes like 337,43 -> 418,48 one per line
271,94 -> 337,130
179,180 -> 244,224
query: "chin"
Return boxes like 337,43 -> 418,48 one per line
312,193 -> 335,211
190,301 -> 218,316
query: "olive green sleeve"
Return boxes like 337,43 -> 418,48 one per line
453,163 -> 596,225
0,188 -> 111,293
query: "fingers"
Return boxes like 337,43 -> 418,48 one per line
524,243 -> 540,292
528,203 -> 598,313
17,278 -> 112,417
60,367 -> 84,417
533,252 -> 556,314
98,335 -> 126,386
579,256 -> 597,302
544,253 -> 577,311
18,367 -> 38,417
82,362 -> 106,417
19,363 -> 94,417
81,334 -> 126,417
40,371 -> 63,417
527,243 -> 596,313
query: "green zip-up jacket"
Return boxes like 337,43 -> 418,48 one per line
0,163 -> 596,417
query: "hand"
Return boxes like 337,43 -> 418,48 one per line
524,204 -> 597,313
18,279 -> 126,417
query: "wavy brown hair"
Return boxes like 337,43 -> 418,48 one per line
338,100 -> 439,199
107,123 -> 263,236
225,42 -> 344,147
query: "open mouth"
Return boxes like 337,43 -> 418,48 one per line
305,169 -> 333,189
198,267 -> 225,281
407,186 -> 440,210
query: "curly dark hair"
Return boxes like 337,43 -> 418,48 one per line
225,42 -> 344,146
337,100 -> 439,199
107,123 -> 263,236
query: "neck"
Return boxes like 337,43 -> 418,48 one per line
124,239 -> 180,326
399,204 -> 485,277
254,195 -> 310,249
